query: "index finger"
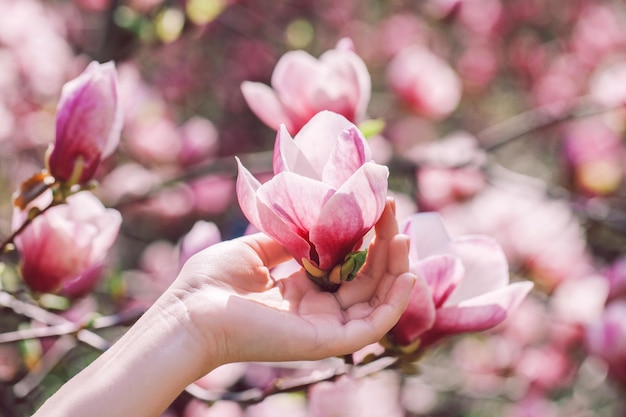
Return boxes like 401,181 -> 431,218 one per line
238,232 -> 293,269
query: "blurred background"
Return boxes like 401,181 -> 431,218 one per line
1,0 -> 626,416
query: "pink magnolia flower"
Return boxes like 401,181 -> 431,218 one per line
389,213 -> 533,349
178,220 -> 222,267
387,45 -> 461,120
13,191 -> 121,293
585,300 -> 626,384
47,61 -> 122,185
562,118 -> 624,195
236,111 -> 388,287
241,39 -> 371,134
308,371 -> 404,417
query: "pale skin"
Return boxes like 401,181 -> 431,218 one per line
32,199 -> 416,417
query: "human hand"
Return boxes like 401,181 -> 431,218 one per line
170,198 -> 416,370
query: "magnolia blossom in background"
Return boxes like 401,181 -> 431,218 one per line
589,59 -> 626,109
308,371 -> 404,417
562,118 -> 624,195
13,191 -> 122,293
241,38 -> 371,134
236,111 -> 388,286
439,181 -> 594,291
585,300 -> 626,385
387,45 -> 462,120
178,220 -> 222,267
47,61 -> 122,185
389,212 -> 533,349
409,132 -> 487,210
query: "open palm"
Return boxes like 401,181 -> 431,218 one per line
173,199 -> 416,366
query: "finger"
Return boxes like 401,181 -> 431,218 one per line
387,233 -> 410,276
336,233 -> 410,309
359,197 -> 398,279
376,197 -> 399,240
237,233 -> 293,269
333,272 -> 417,355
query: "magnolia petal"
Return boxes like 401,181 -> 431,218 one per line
322,126 -> 369,188
444,236 -> 510,305
241,81 -> 294,133
400,212 -> 451,261
99,62 -> 123,158
390,274 -> 436,345
235,157 -> 264,228
431,304 -> 507,335
292,111 -> 355,176
273,124 -> 318,178
236,165 -> 312,264
255,201 -> 314,267
257,171 -> 334,234
320,48 -> 371,120
415,254 -> 464,308
456,281 -> 534,310
432,281 -> 534,335
311,162 -> 388,270
51,61 -> 120,183
272,50 -> 320,118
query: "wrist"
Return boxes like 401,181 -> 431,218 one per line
156,287 -> 227,379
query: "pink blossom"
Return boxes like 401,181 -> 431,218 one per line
179,220 -> 222,267
439,181 -> 594,291
48,61 -> 122,184
387,45 -> 462,120
13,191 -> 121,293
585,300 -> 626,384
570,4 -> 626,68
589,59 -> 626,108
236,111 -> 388,282
241,39 -> 371,134
390,213 -> 533,347
605,256 -> 626,301
308,371 -> 404,417
178,116 -> 219,167
562,118 -> 624,195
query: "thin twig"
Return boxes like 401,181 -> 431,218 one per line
0,200 -> 59,255
478,97 -> 616,151
0,307 -> 145,344
184,355 -> 399,405
112,151 -> 273,209
0,292 -> 111,351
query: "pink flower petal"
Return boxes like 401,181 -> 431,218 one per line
272,50 -> 320,120
432,281 -> 534,335
415,255 -> 463,308
401,212 -> 451,259
235,157 -> 263,227
241,81 -> 294,133
322,126 -> 369,188
51,61 -> 120,183
456,281 -> 534,310
431,304 -> 507,335
237,162 -> 318,265
311,162 -> 388,270
291,111 -> 355,175
319,48 -> 371,119
257,172 -> 334,236
390,275 -> 436,345
273,124 -> 318,178
444,236 -> 510,305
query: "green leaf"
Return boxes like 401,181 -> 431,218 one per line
358,119 -> 385,139
340,249 -> 368,281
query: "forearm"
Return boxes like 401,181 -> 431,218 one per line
32,291 -> 218,417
